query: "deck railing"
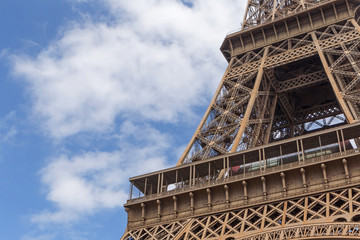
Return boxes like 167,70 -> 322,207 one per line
127,123 -> 360,203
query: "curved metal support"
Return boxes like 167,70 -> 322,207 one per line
238,222 -> 360,240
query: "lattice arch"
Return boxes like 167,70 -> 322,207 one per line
121,222 -> 360,240
121,187 -> 360,240
238,223 -> 360,240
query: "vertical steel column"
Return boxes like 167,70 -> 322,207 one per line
157,174 -> 161,194
144,178 -> 148,195
129,182 -> 134,200
160,173 -> 164,193
264,95 -> 278,144
208,162 -> 211,183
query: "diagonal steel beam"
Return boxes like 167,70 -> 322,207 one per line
231,47 -> 269,152
311,31 -> 355,124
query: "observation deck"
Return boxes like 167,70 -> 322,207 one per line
125,123 -> 360,230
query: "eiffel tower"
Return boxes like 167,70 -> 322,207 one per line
121,0 -> 360,239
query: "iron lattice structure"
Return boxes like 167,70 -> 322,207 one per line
179,17 -> 360,165
122,0 -> 360,239
124,187 -> 360,239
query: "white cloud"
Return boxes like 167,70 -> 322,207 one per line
11,0 -> 247,230
11,0 -> 245,138
0,111 -> 18,142
33,122 -> 171,224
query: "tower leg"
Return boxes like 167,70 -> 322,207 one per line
311,31 -> 355,123
231,47 -> 269,152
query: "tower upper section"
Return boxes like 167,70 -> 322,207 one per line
221,0 -> 360,61
242,0 -> 331,30
177,0 -> 360,165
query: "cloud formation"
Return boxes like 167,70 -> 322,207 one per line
12,0 -> 244,138
11,0 -> 245,228
33,122 -> 170,224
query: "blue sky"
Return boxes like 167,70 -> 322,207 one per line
0,0 -> 245,239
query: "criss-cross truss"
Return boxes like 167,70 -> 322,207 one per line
178,19 -> 360,165
122,187 -> 360,239
242,0 -> 331,29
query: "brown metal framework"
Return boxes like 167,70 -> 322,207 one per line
123,188 -> 360,239
121,0 -> 360,239
178,0 -> 360,165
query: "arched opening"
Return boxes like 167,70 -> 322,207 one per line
334,217 -> 347,222
352,214 -> 360,222
225,238 -> 235,240
355,5 -> 360,22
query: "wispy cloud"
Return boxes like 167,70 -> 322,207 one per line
0,111 -> 18,143
32,122 -> 170,224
